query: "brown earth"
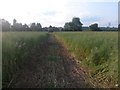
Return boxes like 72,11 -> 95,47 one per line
7,33 -> 93,88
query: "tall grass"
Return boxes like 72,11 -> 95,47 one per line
2,32 -> 47,87
54,32 -> 118,88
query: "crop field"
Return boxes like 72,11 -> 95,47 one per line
54,32 -> 118,87
2,31 -> 118,88
2,32 -> 48,87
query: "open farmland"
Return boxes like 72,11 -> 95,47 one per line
1,0 -> 118,89
2,32 -> 48,87
2,31 -> 118,88
54,32 -> 118,88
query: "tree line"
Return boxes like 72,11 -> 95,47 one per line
1,17 -> 118,32
1,19 -> 42,31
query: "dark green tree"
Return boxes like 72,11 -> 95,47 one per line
64,22 -> 70,31
36,23 -> 42,31
48,25 -> 53,32
12,19 -> 23,31
64,17 -> 83,31
118,24 -> 120,30
30,23 -> 36,31
23,24 -> 30,31
30,23 -> 42,31
72,17 -> 83,31
89,23 -> 100,31
64,22 -> 74,31
1,19 -> 11,31
13,19 -> 17,26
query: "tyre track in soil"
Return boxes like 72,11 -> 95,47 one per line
8,33 -> 93,88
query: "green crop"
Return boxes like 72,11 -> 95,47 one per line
54,32 -> 118,88
2,32 -> 47,87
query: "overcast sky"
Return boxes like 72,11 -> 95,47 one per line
0,0 -> 119,27
119,1 -> 120,24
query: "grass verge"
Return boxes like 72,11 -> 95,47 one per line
2,32 -> 48,87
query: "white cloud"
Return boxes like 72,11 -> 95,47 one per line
0,0 -> 118,27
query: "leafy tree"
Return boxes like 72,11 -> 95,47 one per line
64,22 -> 74,31
118,24 -> 120,30
16,23 -> 23,31
64,17 -> 83,31
13,19 -> 17,26
1,19 -> 43,32
48,25 -> 53,32
12,19 -> 23,31
72,17 -> 83,31
36,23 -> 42,31
49,25 -> 52,28
30,23 -> 42,31
64,22 -> 70,31
89,23 -> 100,31
30,23 -> 36,31
1,19 -> 11,31
23,24 -> 30,31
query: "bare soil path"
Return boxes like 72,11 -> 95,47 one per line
8,33 -> 93,88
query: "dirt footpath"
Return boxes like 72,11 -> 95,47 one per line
8,33 -> 93,88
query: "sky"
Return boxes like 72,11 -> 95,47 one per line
118,1 -> 120,24
0,0 -> 119,27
